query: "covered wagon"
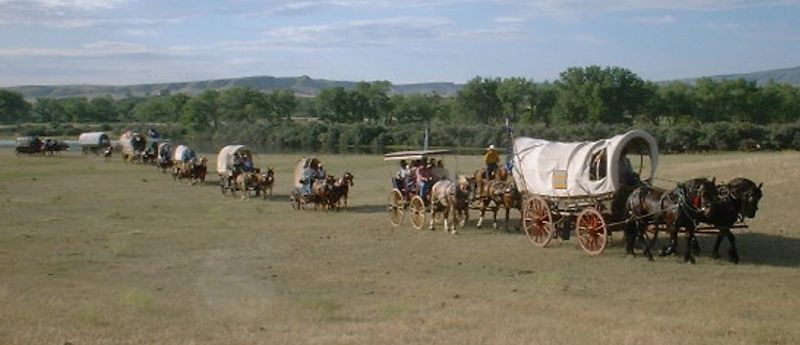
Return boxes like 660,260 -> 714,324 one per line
173,145 -> 196,164
216,145 -> 257,195
15,136 -> 43,155
512,129 -> 658,255
290,156 -> 325,209
78,132 -> 111,154
119,130 -> 147,162
156,142 -> 174,173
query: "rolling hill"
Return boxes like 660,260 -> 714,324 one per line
5,75 -> 462,99
5,65 -> 800,99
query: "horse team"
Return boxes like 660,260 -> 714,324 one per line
466,166 -> 763,264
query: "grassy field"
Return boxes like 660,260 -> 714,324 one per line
1,149 -> 799,345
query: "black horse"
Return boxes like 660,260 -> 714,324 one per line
664,177 -> 763,264
625,178 -> 718,263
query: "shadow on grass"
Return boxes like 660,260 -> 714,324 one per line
665,232 -> 800,268
344,204 -> 387,214
264,194 -> 291,203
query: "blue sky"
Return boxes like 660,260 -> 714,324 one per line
1,0 -> 799,86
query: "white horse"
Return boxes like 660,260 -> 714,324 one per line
429,177 -> 474,234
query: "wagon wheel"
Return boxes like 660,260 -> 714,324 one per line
409,195 -> 426,230
388,189 -> 405,226
522,196 -> 553,247
576,207 -> 608,256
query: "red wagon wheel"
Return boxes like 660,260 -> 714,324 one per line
522,196 -> 553,247
409,195 -> 427,230
388,189 -> 405,226
575,207 -> 608,256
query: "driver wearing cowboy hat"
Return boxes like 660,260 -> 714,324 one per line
484,144 -> 500,180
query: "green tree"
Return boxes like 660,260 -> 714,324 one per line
455,76 -> 503,124
317,87 -> 354,123
498,77 -> 534,123
181,90 -> 220,132
393,94 -> 438,124
269,89 -> 297,120
133,97 -> 176,122
217,87 -> 270,123
32,98 -> 65,123
0,90 -> 32,123
351,81 -> 392,124
552,66 -> 648,124
61,97 -> 91,122
89,96 -> 118,122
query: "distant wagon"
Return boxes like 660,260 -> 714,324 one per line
15,136 -> 43,155
216,145 -> 257,195
119,130 -> 147,162
78,132 -> 111,154
173,144 -> 196,164
290,156 -> 323,209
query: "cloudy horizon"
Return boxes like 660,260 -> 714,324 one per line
1,0 -> 799,87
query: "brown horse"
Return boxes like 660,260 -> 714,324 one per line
625,179 -> 717,263
190,156 -> 207,185
665,177 -> 763,263
235,172 -> 256,199
475,178 -> 521,231
328,172 -> 354,210
252,167 -> 275,200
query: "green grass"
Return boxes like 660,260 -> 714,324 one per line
0,149 -> 799,344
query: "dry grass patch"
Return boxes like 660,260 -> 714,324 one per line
0,150 -> 799,344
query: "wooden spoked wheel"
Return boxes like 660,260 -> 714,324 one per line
409,195 -> 426,230
576,207 -> 608,256
388,189 -> 405,226
522,196 -> 553,247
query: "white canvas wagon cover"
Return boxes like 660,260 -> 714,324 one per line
293,157 -> 321,189
173,144 -> 195,162
512,129 -> 658,198
119,131 -> 146,154
78,132 -> 110,147
216,145 -> 252,175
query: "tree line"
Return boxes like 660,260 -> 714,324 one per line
2,65 -> 799,140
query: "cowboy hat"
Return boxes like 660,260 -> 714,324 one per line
487,144 -> 496,150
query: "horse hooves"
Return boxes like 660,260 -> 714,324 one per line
660,246 -> 677,257
711,252 -> 720,260
729,250 -> 740,264
684,256 -> 696,264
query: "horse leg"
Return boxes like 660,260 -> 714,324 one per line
660,227 -> 679,257
684,224 -> 697,264
722,227 -> 739,264
711,231 -> 724,259
625,221 -> 638,257
476,200 -> 487,228
504,207 -> 511,232
429,198 -> 436,231
640,224 -> 655,261
492,202 -> 500,229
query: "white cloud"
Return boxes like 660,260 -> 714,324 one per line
0,41 -> 148,57
705,21 -> 739,31
258,17 -> 451,47
500,0 -> 800,18
633,14 -> 677,25
573,33 -> 605,46
494,16 -> 527,23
